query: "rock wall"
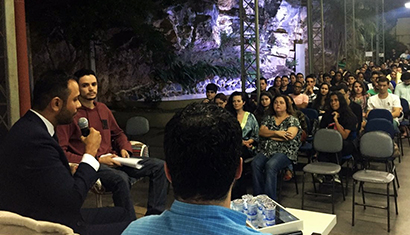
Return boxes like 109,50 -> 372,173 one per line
30,0 -> 307,105
112,0 -> 307,102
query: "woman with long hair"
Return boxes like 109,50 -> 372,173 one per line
350,80 -> 369,117
252,95 -> 301,201
311,83 -> 330,115
319,92 -> 358,165
253,91 -> 274,125
226,92 -> 259,154
226,91 -> 259,198
273,76 -> 282,89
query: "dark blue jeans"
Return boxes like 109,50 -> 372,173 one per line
97,157 -> 167,218
251,152 -> 292,201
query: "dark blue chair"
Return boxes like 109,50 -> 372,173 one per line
367,109 -> 393,123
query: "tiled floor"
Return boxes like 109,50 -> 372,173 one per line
83,129 -> 410,234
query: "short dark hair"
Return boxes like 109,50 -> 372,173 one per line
323,73 -> 331,78
73,68 -> 96,82
334,83 -> 349,93
401,72 -> 410,81
377,76 -> 389,84
215,93 -> 227,102
206,83 -> 218,92
306,74 -> 316,80
164,103 -> 242,201
32,70 -> 73,111
260,77 -> 267,83
371,71 -> 382,77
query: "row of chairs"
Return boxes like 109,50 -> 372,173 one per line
296,106 -> 407,232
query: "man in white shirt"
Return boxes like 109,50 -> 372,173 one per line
394,72 -> 410,103
368,76 -> 402,128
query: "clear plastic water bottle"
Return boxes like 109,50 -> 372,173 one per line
264,205 -> 276,226
231,199 -> 244,213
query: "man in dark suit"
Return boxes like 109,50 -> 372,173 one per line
0,70 -> 132,235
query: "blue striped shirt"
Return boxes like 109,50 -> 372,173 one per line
122,200 -> 268,235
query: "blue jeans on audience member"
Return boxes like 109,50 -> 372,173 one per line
252,152 -> 292,201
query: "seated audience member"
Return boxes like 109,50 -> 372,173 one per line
350,80 -> 369,118
215,93 -> 228,108
273,76 -> 282,90
280,75 -> 293,95
290,73 -> 297,86
0,70 -> 132,235
226,91 -> 260,158
389,64 -> 402,82
356,72 -> 370,90
202,83 -> 219,103
268,86 -> 281,97
334,83 -> 363,134
286,95 -> 308,140
323,73 -> 332,86
253,91 -> 274,125
303,74 -> 319,107
394,72 -> 410,103
311,83 -> 330,115
346,74 -> 356,91
367,76 -> 402,129
250,77 -> 268,104
57,69 -> 167,217
319,92 -> 358,165
252,95 -> 301,201
122,103 -> 269,235
296,72 -> 305,85
367,71 -> 392,96
226,91 -> 259,198
331,71 -> 343,87
290,81 -> 309,109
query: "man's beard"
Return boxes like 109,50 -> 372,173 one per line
56,107 -> 75,125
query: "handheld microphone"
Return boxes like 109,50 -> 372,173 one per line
78,117 -> 90,137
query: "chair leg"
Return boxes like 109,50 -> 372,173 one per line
361,182 -> 366,210
396,137 -> 402,162
332,175 -> 335,214
294,171 -> 299,195
393,179 -> 399,215
340,174 -> 346,201
387,182 -> 390,233
345,159 -> 350,196
302,172 -> 305,210
391,161 -> 400,189
311,174 -> 317,193
352,179 -> 356,226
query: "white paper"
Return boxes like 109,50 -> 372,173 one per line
112,157 -> 144,169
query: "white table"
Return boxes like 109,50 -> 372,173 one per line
286,208 -> 337,235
